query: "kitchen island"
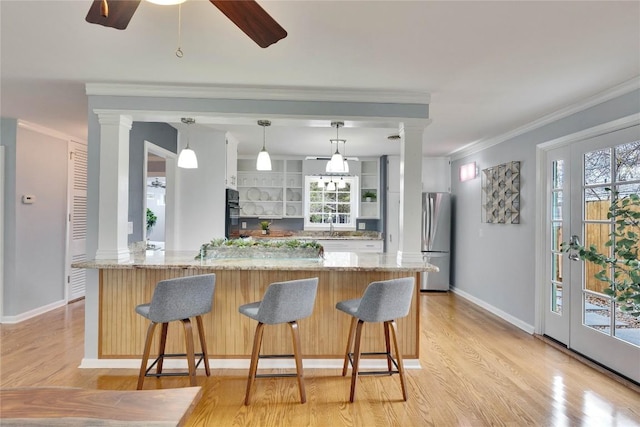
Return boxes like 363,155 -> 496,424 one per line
74,251 -> 437,369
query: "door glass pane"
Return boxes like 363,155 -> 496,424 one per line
584,293 -> 612,335
584,148 -> 611,185
614,302 -> 640,348
551,222 -> 562,251
552,192 -> 562,220
584,222 -> 612,294
615,140 -> 640,182
552,253 -> 563,282
551,282 -> 563,314
585,189 -> 611,220
552,159 -> 564,189
617,183 -> 640,198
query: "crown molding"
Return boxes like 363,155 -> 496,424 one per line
17,119 -> 85,143
85,83 -> 430,105
450,76 -> 640,160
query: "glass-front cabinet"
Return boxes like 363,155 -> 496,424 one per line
237,158 -> 303,218
360,159 -> 380,218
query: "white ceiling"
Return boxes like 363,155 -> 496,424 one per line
1,1 -> 639,158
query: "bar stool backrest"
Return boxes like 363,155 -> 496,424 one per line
148,274 -> 216,323
257,278 -> 319,324
356,277 -> 415,323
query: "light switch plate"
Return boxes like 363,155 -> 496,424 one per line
127,222 -> 133,234
358,222 -> 366,230
241,222 -> 247,229
22,195 -> 35,204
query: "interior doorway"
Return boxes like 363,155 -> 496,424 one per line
146,155 -> 166,250
144,141 -> 177,251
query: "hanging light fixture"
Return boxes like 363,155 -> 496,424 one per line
337,176 -> 347,189
177,117 -> 198,169
326,121 -> 348,173
326,178 -> 336,191
256,120 -> 272,171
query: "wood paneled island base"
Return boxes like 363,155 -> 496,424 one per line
76,251 -> 437,368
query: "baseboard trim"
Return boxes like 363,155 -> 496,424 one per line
79,358 -> 421,370
0,299 -> 66,324
451,287 -> 535,334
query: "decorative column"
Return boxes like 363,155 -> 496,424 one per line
397,122 -> 425,263
94,113 -> 132,261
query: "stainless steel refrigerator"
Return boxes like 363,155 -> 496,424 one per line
421,192 -> 451,291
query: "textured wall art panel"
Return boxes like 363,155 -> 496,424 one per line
481,161 -> 520,224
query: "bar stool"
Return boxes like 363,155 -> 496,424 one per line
335,277 -> 415,402
136,274 -> 216,390
239,277 -> 319,405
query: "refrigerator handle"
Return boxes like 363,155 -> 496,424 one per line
424,195 -> 433,250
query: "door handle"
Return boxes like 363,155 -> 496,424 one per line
568,235 -> 581,261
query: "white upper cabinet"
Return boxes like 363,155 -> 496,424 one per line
237,157 -> 303,218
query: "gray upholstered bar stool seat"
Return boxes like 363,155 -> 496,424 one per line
136,274 -> 216,390
335,277 -> 415,402
239,277 -> 319,405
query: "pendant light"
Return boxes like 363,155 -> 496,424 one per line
256,120 -> 272,171
326,121 -> 347,173
178,117 -> 198,169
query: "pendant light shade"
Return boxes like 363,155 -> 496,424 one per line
256,120 -> 272,171
326,121 -> 348,173
178,117 -> 198,169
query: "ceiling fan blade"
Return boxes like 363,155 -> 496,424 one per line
210,0 -> 287,48
86,0 -> 141,30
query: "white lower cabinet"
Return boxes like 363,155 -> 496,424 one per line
315,239 -> 383,253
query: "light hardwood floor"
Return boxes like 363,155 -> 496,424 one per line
1,292 -> 638,426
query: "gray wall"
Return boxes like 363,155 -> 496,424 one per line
0,119 -> 68,317
450,89 -> 640,327
128,122 -> 176,243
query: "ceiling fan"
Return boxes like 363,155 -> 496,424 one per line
85,0 -> 287,48
148,178 -> 166,189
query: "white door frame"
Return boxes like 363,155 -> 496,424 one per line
534,113 -> 640,335
144,141 -> 177,249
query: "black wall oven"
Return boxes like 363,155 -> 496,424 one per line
225,188 -> 240,239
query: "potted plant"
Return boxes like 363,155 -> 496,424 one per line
146,208 -> 157,233
565,190 -> 639,318
363,191 -> 377,202
260,221 -> 271,235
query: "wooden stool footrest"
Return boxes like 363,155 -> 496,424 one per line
145,352 -> 205,378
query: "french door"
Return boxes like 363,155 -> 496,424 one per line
544,124 -> 640,383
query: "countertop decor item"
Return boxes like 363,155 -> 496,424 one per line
196,238 -> 324,260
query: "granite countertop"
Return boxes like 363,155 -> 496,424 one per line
73,251 -> 438,273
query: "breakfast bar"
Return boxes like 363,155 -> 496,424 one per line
74,251 -> 437,369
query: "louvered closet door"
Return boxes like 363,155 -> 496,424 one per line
68,141 -> 88,301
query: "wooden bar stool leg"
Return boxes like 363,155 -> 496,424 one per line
195,315 -> 211,376
181,318 -> 197,387
156,322 -> 169,375
388,320 -> 408,401
342,317 -> 357,376
288,321 -> 306,404
384,321 -> 393,374
349,319 -> 365,403
137,322 -> 157,390
245,322 -> 265,405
